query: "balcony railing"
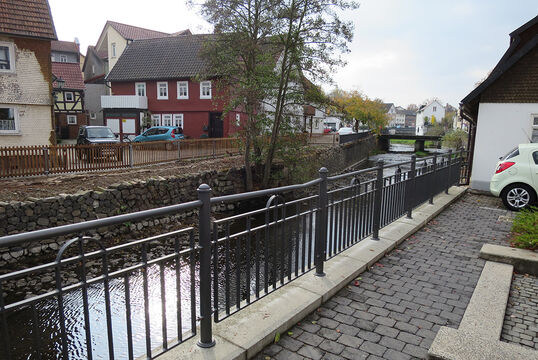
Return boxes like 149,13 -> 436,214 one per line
101,95 -> 148,109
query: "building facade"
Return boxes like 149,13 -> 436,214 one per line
461,15 -> 538,191
415,100 -> 445,135
0,0 -> 57,146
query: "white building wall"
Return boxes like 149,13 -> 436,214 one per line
107,27 -> 127,72
0,36 -> 53,146
470,102 -> 538,191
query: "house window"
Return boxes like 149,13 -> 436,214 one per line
177,81 -> 189,99
532,115 -> 538,143
151,114 -> 161,126
0,107 -> 17,133
90,112 -> 96,120
235,113 -> 240,127
173,114 -> 184,128
433,106 -> 437,112
67,115 -> 77,125
157,82 -> 168,100
135,82 -> 146,97
92,65 -> 95,74
64,92 -> 74,102
111,43 -> 117,57
200,81 -> 211,99
60,54 -> 67,63
163,114 -> 173,126
0,42 -> 15,72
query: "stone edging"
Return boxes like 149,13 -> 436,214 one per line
152,186 -> 468,360
480,244 -> 538,276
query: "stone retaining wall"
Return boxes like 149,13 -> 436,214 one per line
0,135 -> 376,264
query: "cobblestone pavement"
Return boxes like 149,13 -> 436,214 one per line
501,274 -> 538,350
255,193 -> 513,360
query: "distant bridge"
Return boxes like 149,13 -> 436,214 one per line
378,134 -> 443,152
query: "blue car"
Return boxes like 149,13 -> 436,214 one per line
133,126 -> 185,142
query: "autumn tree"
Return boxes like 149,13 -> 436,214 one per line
330,89 -> 388,132
196,0 -> 359,189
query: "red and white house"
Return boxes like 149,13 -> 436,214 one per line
103,35 -> 245,139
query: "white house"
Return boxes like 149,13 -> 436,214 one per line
460,14 -> 538,192
415,100 -> 445,135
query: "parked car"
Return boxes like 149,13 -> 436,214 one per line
76,126 -> 122,162
338,127 -> 354,135
490,143 -> 538,211
133,126 -> 185,143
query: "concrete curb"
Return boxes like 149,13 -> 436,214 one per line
480,244 -> 538,276
155,186 -> 467,360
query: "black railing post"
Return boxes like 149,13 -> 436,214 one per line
372,160 -> 384,240
314,167 -> 328,277
406,155 -> 416,218
446,150 -> 452,194
177,140 -> 181,161
197,184 -> 215,348
429,154 -> 437,205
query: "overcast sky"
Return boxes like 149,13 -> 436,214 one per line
49,0 -> 537,108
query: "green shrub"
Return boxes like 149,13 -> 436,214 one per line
442,129 -> 468,150
510,207 -> 538,249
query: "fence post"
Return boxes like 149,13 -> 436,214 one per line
212,140 -> 216,158
446,150 -> 452,194
128,143 -> 134,167
372,160 -> 384,240
197,184 -> 215,348
429,154 -> 437,205
177,140 -> 181,161
314,167 -> 328,277
406,155 -> 416,219
43,148 -> 50,175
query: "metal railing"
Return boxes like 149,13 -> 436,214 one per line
0,151 -> 463,359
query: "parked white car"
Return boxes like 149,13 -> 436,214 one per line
490,143 -> 538,211
338,127 -> 354,135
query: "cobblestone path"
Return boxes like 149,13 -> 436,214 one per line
255,193 -> 513,360
502,274 -> 538,350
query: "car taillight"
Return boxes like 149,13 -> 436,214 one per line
171,129 -> 175,138
495,162 -> 515,174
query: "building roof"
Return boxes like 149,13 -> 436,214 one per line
383,103 -> 394,112
0,0 -> 57,40
51,40 -> 79,53
107,34 -> 212,81
106,20 -> 190,41
461,15 -> 538,123
52,62 -> 85,90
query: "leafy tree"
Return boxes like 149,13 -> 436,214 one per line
330,89 -> 388,132
442,129 -> 468,150
406,104 -> 418,112
196,0 -> 359,189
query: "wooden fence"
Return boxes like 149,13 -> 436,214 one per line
0,138 -> 240,178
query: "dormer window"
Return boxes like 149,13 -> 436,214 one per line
0,42 -> 15,73
60,54 -> 67,63
200,81 -> 211,99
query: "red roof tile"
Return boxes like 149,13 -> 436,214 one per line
52,62 -> 85,90
51,40 -> 79,53
107,21 -> 169,40
0,0 -> 56,40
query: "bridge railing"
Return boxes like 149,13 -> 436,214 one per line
0,151 -> 463,359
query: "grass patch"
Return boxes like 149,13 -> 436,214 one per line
415,151 -> 429,157
510,206 -> 538,250
390,139 -> 414,145
369,149 -> 387,155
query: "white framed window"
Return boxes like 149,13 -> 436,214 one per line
163,114 -> 173,126
0,42 -> 15,73
91,65 -> 95,74
177,81 -> 189,99
200,81 -> 211,99
135,82 -> 146,97
235,113 -> 240,127
157,82 -> 168,100
67,115 -> 77,125
90,112 -> 96,120
0,106 -> 18,133
173,114 -> 184,128
60,54 -> 67,63
532,114 -> 538,143
64,92 -> 74,102
111,43 -> 117,58
151,114 -> 161,126
433,106 -> 437,112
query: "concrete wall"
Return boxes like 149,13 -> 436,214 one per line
0,135 -> 375,263
0,36 -> 53,145
470,102 -> 538,191
85,83 -> 106,125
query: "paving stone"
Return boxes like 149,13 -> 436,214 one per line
256,194 -> 512,359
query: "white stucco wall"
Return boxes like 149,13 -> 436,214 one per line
415,100 -> 445,135
107,27 -> 127,72
470,102 -> 538,191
